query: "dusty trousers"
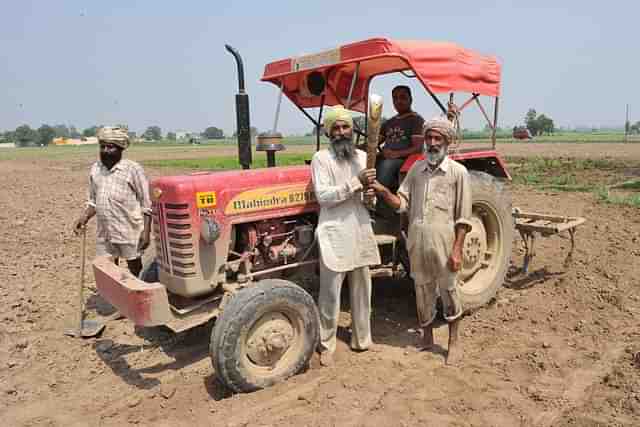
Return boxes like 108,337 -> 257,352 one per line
318,259 -> 373,354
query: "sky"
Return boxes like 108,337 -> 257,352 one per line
1,1 -> 638,136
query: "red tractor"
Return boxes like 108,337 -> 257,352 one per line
93,38 -> 584,392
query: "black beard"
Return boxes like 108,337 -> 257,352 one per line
100,151 -> 122,169
330,136 -> 355,161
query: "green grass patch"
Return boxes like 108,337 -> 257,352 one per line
506,156 -> 619,174
610,179 -> 640,191
549,174 -> 578,186
539,184 -> 593,192
513,173 -> 542,185
143,153 -> 312,170
508,156 -> 639,203
572,158 -> 618,170
595,187 -> 640,207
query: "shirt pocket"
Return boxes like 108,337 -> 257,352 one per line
429,178 -> 453,213
108,172 -> 133,204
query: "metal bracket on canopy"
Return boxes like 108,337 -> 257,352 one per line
316,94 -> 325,151
346,62 -> 360,109
272,82 -> 284,133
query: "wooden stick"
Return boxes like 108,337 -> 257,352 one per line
365,95 -> 383,209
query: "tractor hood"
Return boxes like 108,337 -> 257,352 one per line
149,165 -> 318,299
150,165 -> 318,221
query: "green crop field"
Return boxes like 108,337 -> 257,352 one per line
143,153 -> 313,170
1,132 -> 638,163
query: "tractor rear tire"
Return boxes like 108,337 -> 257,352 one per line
457,171 -> 513,311
210,279 -> 319,393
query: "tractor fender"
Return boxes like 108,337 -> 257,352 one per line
400,151 -> 511,180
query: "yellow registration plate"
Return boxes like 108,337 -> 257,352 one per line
196,191 -> 217,208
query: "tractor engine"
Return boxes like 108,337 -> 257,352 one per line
232,215 -> 316,275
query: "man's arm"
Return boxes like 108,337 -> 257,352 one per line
73,206 -> 96,234
370,162 -> 414,211
448,224 -> 468,272
74,171 -> 97,234
406,115 -> 426,156
448,167 -> 473,272
378,122 -> 387,147
370,181 -> 401,210
131,165 -> 153,251
140,214 -> 152,250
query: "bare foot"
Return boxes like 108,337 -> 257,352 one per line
353,343 -> 383,353
445,344 -> 462,366
446,320 -> 462,365
416,326 -> 435,352
319,351 -> 334,367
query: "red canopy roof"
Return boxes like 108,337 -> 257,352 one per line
261,38 -> 501,113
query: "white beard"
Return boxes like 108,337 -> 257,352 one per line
425,145 -> 446,168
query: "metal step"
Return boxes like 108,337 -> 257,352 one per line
375,234 -> 397,246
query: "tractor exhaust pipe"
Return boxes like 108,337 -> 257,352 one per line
225,44 -> 252,169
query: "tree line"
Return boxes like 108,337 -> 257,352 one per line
625,120 -> 640,134
0,124 -> 124,146
0,124 -> 258,146
0,124 -> 84,147
524,108 -> 555,136
12,109 -> 628,146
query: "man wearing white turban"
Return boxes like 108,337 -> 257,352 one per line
371,116 -> 472,365
311,105 -> 381,367
73,126 -> 152,277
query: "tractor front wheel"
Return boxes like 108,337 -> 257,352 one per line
210,279 -> 319,393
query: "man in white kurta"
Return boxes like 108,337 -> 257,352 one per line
311,105 -> 381,367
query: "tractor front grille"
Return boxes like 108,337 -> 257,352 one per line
152,202 -> 197,278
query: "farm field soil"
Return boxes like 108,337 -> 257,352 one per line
1,143 -> 639,426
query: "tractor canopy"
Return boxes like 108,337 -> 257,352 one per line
261,37 -> 501,113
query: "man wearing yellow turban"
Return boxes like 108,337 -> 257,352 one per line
371,116 -> 472,365
311,105 -> 381,367
73,126 -> 152,277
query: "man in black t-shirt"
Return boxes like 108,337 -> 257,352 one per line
376,85 -> 425,216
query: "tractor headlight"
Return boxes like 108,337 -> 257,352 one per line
152,187 -> 163,200
200,217 -> 220,244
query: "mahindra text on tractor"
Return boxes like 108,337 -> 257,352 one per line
92,38 -> 585,392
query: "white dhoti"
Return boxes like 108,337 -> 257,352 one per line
318,259 -> 372,353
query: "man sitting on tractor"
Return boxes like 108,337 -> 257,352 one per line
73,126 -> 152,278
311,105 -> 381,367
375,85 -> 425,217
372,117 -> 472,365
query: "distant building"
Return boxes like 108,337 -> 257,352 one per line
174,130 -> 201,142
52,137 -> 98,146
175,130 -> 189,140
